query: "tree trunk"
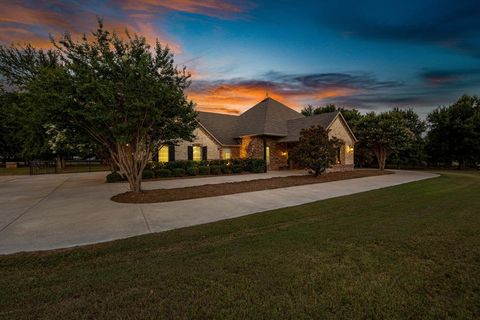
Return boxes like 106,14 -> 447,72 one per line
373,146 -> 388,171
110,142 -> 151,193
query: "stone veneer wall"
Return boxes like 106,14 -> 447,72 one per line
328,117 -> 355,166
219,147 -> 240,160
175,127 -> 221,160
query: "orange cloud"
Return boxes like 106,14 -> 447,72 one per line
121,0 -> 249,19
314,88 -> 359,99
188,83 -> 295,114
0,1 -> 181,52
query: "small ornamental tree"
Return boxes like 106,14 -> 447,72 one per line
290,125 -> 339,176
0,20 -> 197,192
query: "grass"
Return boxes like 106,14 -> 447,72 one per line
0,171 -> 479,319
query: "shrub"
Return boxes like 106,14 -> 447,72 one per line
142,169 -> 155,179
220,165 -> 231,174
198,166 -> 210,175
290,125 -> 338,176
210,165 -> 222,175
165,160 -> 193,170
156,168 -> 171,178
172,168 -> 186,177
106,171 -> 124,183
244,158 -> 266,173
187,167 -> 199,176
209,159 -> 229,166
232,165 -> 243,174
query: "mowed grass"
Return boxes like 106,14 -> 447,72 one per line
1,172 -> 479,319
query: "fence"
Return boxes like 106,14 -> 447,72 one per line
29,160 -> 110,175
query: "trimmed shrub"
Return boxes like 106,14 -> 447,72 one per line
220,165 -> 231,174
210,165 -> 222,175
244,158 -> 266,173
187,167 -> 199,176
232,165 -> 243,174
106,171 -> 124,183
172,168 -> 186,177
142,169 -> 155,179
198,166 -> 210,175
209,159 -> 229,166
156,168 -> 171,178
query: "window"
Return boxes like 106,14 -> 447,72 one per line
336,147 -> 341,164
193,146 -> 202,161
265,146 -> 270,165
159,146 -> 169,162
223,148 -> 231,160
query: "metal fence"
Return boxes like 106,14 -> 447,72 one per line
29,160 -> 109,175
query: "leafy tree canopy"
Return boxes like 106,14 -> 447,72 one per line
426,94 -> 480,168
0,20 -> 197,192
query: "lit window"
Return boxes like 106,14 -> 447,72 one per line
266,147 -> 270,165
336,147 -> 341,164
193,146 -> 202,161
159,146 -> 169,162
223,148 -> 231,160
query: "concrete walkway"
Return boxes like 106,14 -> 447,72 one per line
0,170 -> 438,254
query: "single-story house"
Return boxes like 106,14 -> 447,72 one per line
156,97 -> 357,171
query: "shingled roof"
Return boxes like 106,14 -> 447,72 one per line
197,97 -> 349,146
278,112 -> 340,143
236,98 -> 304,137
197,112 -> 239,145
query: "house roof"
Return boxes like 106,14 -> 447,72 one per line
278,112 -> 339,143
197,111 -> 239,145
197,97 -> 356,146
236,97 -> 304,137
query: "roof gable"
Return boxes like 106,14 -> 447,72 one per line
236,98 -> 303,136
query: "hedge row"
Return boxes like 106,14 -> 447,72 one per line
106,158 -> 266,182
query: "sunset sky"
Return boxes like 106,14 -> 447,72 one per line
1,0 -> 479,116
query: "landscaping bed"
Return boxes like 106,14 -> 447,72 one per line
112,169 -> 391,203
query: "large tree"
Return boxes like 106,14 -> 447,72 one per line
426,95 -> 480,168
290,125 -> 339,176
356,111 -> 414,170
0,21 -> 197,192
387,108 -> 427,168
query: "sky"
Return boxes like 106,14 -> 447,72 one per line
1,0 -> 480,116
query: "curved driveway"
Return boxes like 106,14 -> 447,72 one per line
0,170 -> 438,254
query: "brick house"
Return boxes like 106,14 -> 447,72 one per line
157,97 -> 357,171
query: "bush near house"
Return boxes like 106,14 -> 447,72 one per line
220,165 -> 231,174
156,168 -> 171,178
106,171 -> 124,183
142,170 -> 155,180
210,165 -> 222,175
106,158 -> 267,182
172,168 -> 186,177
187,167 -> 199,176
198,166 -> 210,175
232,165 -> 243,174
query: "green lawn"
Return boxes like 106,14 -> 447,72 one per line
1,171 -> 479,319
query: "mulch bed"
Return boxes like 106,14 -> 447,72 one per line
112,169 -> 392,204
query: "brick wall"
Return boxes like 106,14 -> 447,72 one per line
239,136 -> 289,170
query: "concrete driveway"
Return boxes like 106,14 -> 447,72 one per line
0,170 -> 438,254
